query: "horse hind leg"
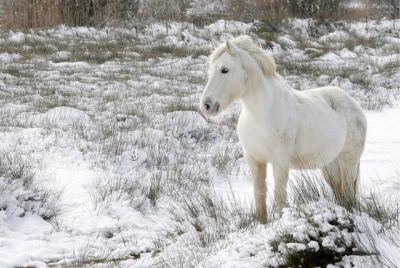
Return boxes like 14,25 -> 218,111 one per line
322,158 -> 343,202
322,158 -> 360,209
340,161 -> 360,208
352,162 -> 360,197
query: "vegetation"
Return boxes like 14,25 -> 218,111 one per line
1,0 -> 399,31
0,1 -> 399,267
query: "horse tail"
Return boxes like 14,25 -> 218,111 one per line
322,158 -> 360,209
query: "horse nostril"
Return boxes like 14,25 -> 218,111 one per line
204,97 -> 212,111
215,102 -> 220,113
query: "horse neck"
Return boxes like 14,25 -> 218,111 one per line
240,73 -> 292,118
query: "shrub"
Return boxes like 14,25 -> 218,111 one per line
0,151 -> 65,223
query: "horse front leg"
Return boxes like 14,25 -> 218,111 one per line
245,155 -> 267,223
273,163 -> 289,216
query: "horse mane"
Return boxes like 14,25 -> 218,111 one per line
210,35 -> 276,77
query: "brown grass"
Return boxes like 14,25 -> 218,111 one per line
1,0 -> 120,31
225,0 -> 371,22
1,0 -> 377,33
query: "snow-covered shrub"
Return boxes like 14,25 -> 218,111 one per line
0,151 -> 65,223
88,173 -> 162,215
51,51 -> 72,63
263,203 -> 397,267
290,169 -> 400,232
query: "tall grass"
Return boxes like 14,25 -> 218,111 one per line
2,0 -> 393,32
1,0 -> 119,31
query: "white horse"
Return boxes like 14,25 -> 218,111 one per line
200,36 -> 367,223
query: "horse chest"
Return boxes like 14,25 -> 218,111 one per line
237,114 -> 289,161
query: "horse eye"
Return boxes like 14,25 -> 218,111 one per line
221,68 -> 229,74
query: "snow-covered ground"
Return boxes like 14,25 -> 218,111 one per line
0,19 -> 399,267
362,108 -> 400,196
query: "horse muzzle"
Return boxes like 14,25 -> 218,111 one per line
201,96 -> 220,116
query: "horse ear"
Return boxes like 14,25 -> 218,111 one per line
226,39 -> 236,56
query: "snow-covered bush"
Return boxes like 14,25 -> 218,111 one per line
0,151 -> 65,224
252,202 -> 399,267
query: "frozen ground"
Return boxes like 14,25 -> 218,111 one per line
0,19 -> 399,267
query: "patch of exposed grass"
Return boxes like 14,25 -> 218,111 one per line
164,186 -> 257,250
163,99 -> 198,113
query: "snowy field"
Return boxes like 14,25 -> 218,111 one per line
0,19 -> 399,267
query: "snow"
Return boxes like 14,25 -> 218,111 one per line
51,51 -> 72,61
0,17 -> 399,267
17,106 -> 91,129
308,240 -> 320,251
205,20 -> 252,35
0,52 -> 23,62
319,52 -> 342,61
7,31 -> 25,43
340,48 -> 358,59
361,108 -> 400,196
278,36 -> 297,47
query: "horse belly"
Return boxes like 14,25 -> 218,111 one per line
290,117 -> 347,169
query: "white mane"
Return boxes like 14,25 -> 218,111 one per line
210,35 -> 276,77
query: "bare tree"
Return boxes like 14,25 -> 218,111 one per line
369,0 -> 399,18
138,0 -> 189,21
120,0 -> 140,19
287,0 -> 345,20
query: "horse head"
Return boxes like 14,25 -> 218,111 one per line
200,36 -> 276,117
